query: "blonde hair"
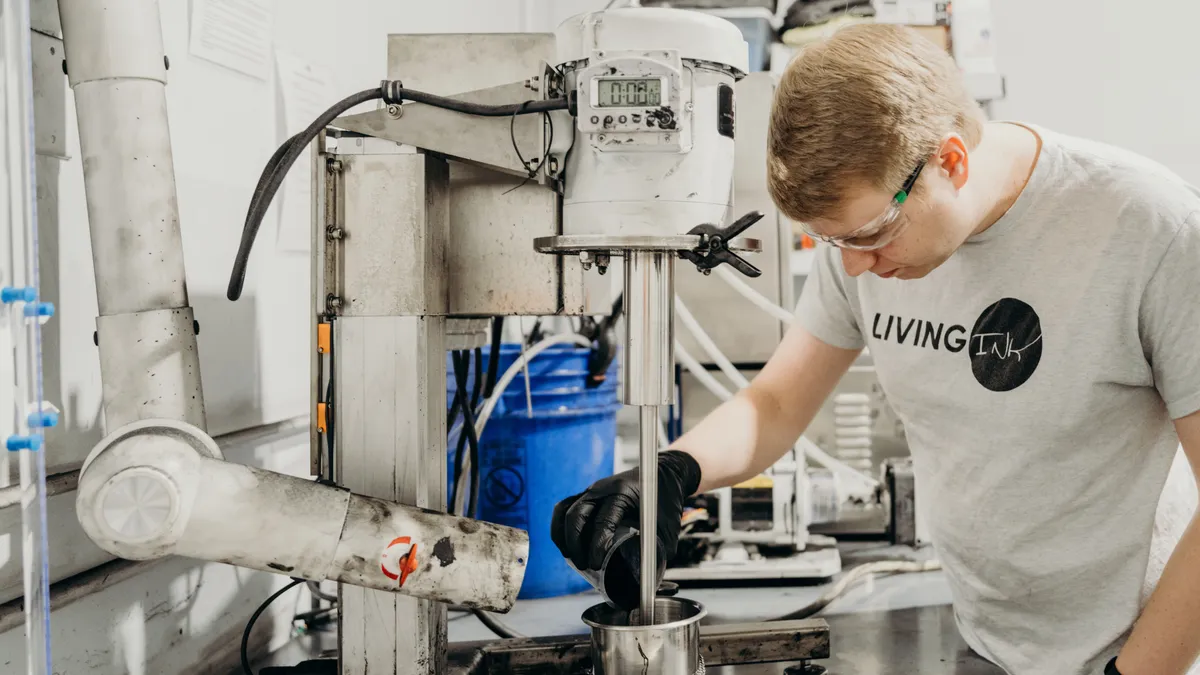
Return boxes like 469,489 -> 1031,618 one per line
767,23 -> 985,223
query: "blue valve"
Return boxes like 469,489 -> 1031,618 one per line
27,411 -> 58,428
0,287 -> 36,303
23,302 -> 54,318
6,435 -> 43,451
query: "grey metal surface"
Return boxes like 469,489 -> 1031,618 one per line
335,316 -> 449,674
447,318 -> 490,350
333,82 -> 563,178
623,252 -> 675,405
536,234 -> 762,254
675,72 -> 792,366
443,618 -> 829,675
584,598 -> 706,675
710,606 -> 1003,675
387,33 -> 554,98
335,151 -> 450,317
445,162 -> 580,317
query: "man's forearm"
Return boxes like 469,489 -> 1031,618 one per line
670,385 -> 806,493
1117,513 -> 1200,674
668,325 -> 862,494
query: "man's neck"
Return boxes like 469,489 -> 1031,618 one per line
967,121 -> 1043,237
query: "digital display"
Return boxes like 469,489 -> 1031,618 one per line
596,78 -> 662,107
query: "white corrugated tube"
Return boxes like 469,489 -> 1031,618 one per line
834,392 -> 875,473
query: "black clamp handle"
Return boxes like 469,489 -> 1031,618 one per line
679,211 -> 765,278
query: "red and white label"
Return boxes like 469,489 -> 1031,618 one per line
380,536 -> 418,586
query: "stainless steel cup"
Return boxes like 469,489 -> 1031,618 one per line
568,525 -> 667,611
582,597 -> 707,675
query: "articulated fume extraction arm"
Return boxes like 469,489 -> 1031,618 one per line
59,0 -> 526,612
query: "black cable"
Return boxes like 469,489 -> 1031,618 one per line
470,347 -> 484,415
227,82 -> 571,302
473,607 -> 525,639
451,351 -> 483,519
229,88 -> 381,301
241,578 -> 304,675
324,321 -> 335,484
483,317 -> 504,399
381,81 -> 571,117
447,360 -> 468,511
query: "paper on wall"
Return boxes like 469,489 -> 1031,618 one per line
950,0 -> 999,75
274,51 -> 335,253
189,0 -> 273,80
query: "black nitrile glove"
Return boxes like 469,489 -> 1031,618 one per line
551,450 -> 702,574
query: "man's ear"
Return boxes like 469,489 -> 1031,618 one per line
936,133 -> 969,189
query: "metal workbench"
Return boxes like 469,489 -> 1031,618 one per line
711,605 -> 1003,674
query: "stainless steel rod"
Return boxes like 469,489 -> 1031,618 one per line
639,404 -> 659,624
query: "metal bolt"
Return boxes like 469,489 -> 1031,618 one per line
326,227 -> 345,241
684,101 -> 694,112
702,269 -> 712,276
579,251 -> 594,271
548,157 -> 559,174
386,103 -> 403,119
596,253 -> 610,275
327,158 -> 343,173
598,134 -> 606,142
327,295 -> 343,312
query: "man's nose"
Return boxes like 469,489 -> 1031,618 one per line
841,248 -> 876,277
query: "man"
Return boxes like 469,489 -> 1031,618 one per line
551,22 -> 1200,675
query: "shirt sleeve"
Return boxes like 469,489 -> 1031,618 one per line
794,244 -> 866,350
1141,212 -> 1200,419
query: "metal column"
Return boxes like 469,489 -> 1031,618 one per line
330,149 -> 451,675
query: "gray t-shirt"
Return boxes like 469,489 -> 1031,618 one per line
796,124 -> 1200,675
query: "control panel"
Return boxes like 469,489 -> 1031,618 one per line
574,49 -> 691,153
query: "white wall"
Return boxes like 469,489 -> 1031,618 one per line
990,0 -> 1200,185
1,1 -> 582,673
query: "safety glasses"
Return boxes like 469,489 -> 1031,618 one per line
800,160 -> 926,251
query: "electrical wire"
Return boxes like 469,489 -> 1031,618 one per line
675,297 -> 750,389
228,88 -> 381,302
227,82 -> 571,302
447,348 -> 527,640
772,560 -> 941,621
306,580 -> 337,604
241,578 -> 304,675
714,266 -> 796,325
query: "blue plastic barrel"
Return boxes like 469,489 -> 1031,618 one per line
447,343 -> 620,599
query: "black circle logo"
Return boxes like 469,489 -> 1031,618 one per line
969,298 -> 1042,392
483,467 -> 525,509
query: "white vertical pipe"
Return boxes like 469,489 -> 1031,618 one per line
58,0 -> 205,430
58,0 -> 187,317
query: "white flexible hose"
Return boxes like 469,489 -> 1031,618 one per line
675,297 -> 750,389
674,340 -> 878,494
453,333 -> 593,514
675,342 -> 734,404
475,333 -> 593,438
715,266 -> 795,325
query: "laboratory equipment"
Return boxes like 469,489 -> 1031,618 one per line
52,2 -> 832,673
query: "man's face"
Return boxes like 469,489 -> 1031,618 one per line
806,176 -> 973,280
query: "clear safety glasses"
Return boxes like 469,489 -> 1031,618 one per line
800,160 -> 926,251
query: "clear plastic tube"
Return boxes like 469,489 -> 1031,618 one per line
3,0 -> 52,671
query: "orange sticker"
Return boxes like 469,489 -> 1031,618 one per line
380,536 -> 419,587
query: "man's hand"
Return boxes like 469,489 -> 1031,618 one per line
550,450 -> 702,573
